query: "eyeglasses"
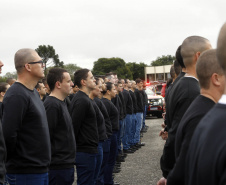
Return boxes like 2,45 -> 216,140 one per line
23,60 -> 44,68
16,60 -> 45,69
26,60 -> 44,67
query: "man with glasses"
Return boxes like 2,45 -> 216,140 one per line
2,48 -> 51,185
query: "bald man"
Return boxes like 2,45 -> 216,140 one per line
185,23 -> 226,185
0,60 -> 5,185
158,36 -> 212,185
2,49 -> 51,185
167,49 -> 225,185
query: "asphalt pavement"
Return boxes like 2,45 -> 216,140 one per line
114,116 -> 165,185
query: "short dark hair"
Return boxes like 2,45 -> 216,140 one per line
175,45 -> 186,68
42,77 -> 47,85
74,69 -> 90,88
174,60 -> 182,76
35,81 -> 43,89
166,78 -> 173,88
170,65 -> 175,79
135,78 -> 142,84
0,82 -> 9,93
47,68 -> 68,91
102,82 -> 113,95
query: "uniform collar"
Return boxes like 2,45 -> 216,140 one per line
218,94 -> 226,104
184,75 -> 199,81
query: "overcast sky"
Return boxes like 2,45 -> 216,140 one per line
0,0 -> 225,76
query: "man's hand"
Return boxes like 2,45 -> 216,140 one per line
159,129 -> 168,140
157,177 -> 167,185
159,129 -> 164,136
161,123 -> 166,128
161,131 -> 168,140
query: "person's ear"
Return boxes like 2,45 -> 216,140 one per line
24,63 -> 32,72
194,52 -> 201,63
211,73 -> 221,86
55,81 -> 61,89
81,79 -> 86,86
0,92 -> 5,97
107,90 -> 111,95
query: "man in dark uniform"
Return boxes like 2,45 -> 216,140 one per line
2,49 -> 51,185
167,49 -> 225,185
70,69 -> 98,185
122,79 -> 134,153
158,36 -> 212,185
185,23 -> 226,185
134,79 -> 144,146
44,68 -> 76,185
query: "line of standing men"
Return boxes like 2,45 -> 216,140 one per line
158,23 -> 226,185
0,48 -> 148,185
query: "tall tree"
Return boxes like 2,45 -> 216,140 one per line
151,55 -> 175,66
35,45 -> 64,74
92,57 -> 132,79
126,62 -> 147,80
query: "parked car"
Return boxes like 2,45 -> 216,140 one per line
145,86 -> 165,118
155,83 -> 167,97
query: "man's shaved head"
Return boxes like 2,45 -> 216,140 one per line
217,23 -> 226,74
181,36 -> 212,68
14,48 -> 40,73
196,49 -> 223,89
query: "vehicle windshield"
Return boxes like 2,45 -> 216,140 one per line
156,85 -> 162,93
145,87 -> 155,96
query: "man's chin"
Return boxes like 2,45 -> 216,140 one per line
88,86 -> 96,91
